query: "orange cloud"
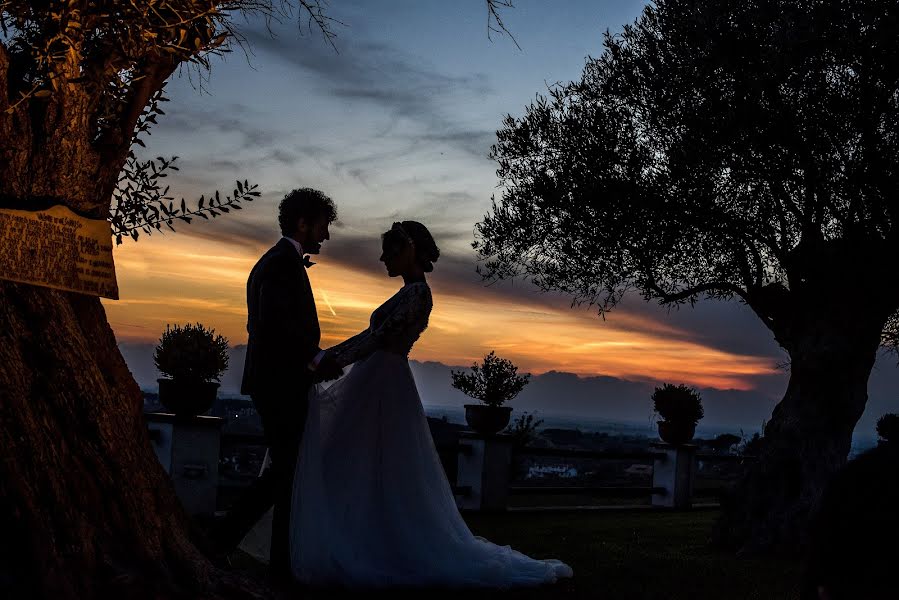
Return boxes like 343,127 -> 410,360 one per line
103,233 -> 779,391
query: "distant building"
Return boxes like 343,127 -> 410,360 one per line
527,464 -> 578,479
624,464 -> 653,476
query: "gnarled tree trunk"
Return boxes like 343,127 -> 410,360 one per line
714,309 -> 884,555
0,284 -> 230,598
0,52 -> 256,595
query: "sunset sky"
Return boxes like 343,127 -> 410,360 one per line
102,0 -> 788,394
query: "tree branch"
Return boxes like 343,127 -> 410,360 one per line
771,179 -> 805,223
104,53 -> 179,159
743,281 -> 791,338
745,235 -> 767,289
644,274 -> 748,306
297,0 -> 342,51
729,234 -> 757,290
715,215 -> 781,285
486,0 -> 520,50
723,213 -> 784,267
767,180 -> 806,255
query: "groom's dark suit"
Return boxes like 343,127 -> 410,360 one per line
220,237 -> 321,576
242,236 -> 320,406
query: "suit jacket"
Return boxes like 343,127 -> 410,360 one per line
241,238 -> 320,414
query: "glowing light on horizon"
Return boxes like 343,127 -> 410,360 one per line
103,233 -> 781,392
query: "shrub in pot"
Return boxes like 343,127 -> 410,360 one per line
652,383 -> 704,445
451,351 -> 530,435
154,323 -> 229,416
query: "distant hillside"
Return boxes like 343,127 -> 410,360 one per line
120,340 -> 899,435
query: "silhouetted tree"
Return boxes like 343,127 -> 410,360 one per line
876,413 -> 899,444
504,411 -> 544,448
0,2 -> 515,598
476,0 -> 899,554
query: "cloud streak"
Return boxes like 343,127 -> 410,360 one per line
109,3 -> 794,400
122,196 -> 786,375
240,23 -> 496,160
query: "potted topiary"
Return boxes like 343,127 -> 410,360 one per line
451,351 -> 530,435
652,383 -> 704,445
876,413 -> 899,445
154,323 -> 229,416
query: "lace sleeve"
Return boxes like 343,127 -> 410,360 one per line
329,330 -> 369,367
330,283 -> 431,367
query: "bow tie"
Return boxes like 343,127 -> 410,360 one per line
302,255 -> 316,269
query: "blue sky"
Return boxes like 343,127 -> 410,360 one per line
137,0 -> 646,253
107,0 -> 789,386
103,1 -> 899,432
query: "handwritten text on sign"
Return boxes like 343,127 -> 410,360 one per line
0,205 -> 119,299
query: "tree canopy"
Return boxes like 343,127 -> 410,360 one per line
476,0 -> 899,346
475,0 -> 899,553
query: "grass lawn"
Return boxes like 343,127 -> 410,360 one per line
230,509 -> 799,600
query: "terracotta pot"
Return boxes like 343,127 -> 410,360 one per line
157,378 -> 220,416
464,404 -> 513,435
657,420 -> 696,445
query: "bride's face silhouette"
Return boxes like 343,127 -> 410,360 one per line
380,237 -> 414,278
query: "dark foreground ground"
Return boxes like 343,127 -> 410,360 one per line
228,508 -> 799,600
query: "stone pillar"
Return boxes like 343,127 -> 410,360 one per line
455,432 -> 513,511
651,442 -> 697,509
145,412 -> 224,517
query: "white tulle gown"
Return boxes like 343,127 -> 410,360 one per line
240,281 -> 573,588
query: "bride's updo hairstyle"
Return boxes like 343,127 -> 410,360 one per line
382,221 -> 440,272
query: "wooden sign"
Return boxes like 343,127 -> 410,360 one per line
0,204 -> 119,299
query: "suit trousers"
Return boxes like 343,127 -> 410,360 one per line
215,389 -> 308,577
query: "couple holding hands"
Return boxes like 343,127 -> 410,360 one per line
213,188 -> 572,590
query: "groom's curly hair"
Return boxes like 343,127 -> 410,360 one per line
279,188 -> 338,236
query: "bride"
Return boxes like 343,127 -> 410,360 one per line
241,220 -> 573,588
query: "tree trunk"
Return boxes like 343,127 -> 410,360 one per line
0,23 -> 264,599
713,317 -> 882,555
0,283 -> 254,599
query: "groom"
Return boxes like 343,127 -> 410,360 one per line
214,188 -> 342,581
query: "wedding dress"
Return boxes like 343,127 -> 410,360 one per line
241,281 -> 573,588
